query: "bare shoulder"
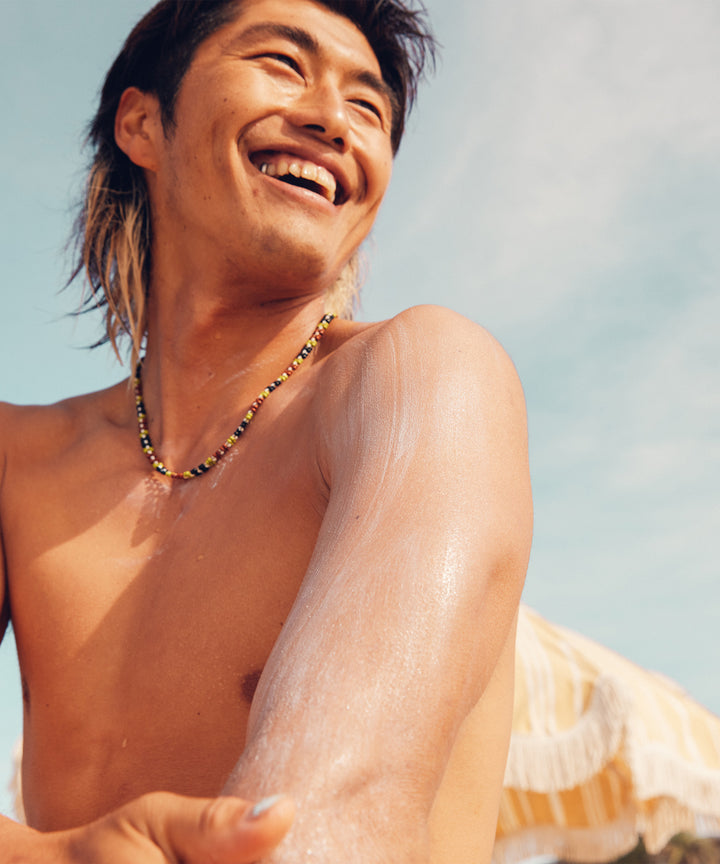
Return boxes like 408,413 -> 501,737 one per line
314,304 -> 532,611
321,305 -> 526,436
386,304 -> 522,387
0,396 -> 115,635
0,383 -> 128,471
315,306 -> 532,566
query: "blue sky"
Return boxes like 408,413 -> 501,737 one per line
1,0 -> 718,818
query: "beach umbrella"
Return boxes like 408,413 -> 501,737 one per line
494,606 -> 720,864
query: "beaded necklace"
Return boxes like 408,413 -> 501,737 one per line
133,313 -> 336,480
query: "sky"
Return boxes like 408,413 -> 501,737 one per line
1,0 -> 719,821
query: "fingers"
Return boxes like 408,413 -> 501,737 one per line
136,791 -> 295,863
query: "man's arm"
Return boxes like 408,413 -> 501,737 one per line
0,411 -> 9,646
224,306 -> 533,862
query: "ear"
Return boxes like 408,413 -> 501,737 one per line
115,87 -> 163,172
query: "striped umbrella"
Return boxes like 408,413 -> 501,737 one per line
495,606 -> 720,864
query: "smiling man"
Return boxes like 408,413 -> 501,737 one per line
0,1 -> 532,862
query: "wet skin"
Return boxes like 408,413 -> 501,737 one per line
0,2 -> 532,862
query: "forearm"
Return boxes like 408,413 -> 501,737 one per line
225,761 -> 428,864
0,815 -> 59,862
0,814 -> 34,845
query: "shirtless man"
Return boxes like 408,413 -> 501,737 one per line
0,1 -> 532,861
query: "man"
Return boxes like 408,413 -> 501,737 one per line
0,0 -> 532,861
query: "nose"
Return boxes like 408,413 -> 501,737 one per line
286,81 -> 350,152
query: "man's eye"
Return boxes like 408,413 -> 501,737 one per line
264,53 -> 302,74
352,99 -> 383,122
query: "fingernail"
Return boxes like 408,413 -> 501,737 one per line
247,794 -> 284,820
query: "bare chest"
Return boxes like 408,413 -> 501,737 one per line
12,443 -> 324,691
4,427 -> 326,825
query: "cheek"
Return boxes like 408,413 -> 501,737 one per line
365,143 -> 393,200
379,158 -> 392,195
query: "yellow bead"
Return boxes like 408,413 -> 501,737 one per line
183,471 -> 192,479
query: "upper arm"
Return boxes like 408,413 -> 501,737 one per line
0,552 -> 7,646
0,404 -> 11,644
227,307 -> 532,859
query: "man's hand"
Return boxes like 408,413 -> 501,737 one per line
8,793 -> 294,863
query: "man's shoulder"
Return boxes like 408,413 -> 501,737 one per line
326,305 -> 522,407
0,384 -> 127,469
0,390 -> 104,438
316,305 -> 526,465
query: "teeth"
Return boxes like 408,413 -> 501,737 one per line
317,166 -> 337,202
257,154 -> 338,203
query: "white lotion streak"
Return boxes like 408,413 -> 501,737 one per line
226,307 -> 532,863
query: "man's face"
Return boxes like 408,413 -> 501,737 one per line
145,0 -> 395,295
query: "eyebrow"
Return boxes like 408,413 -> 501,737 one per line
227,22 -> 399,119
234,22 -> 319,54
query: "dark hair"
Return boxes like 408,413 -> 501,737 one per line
73,0 -> 437,362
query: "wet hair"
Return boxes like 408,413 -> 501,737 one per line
71,0 -> 436,364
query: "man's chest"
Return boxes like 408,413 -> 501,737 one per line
6,433 -> 327,722
6,434 -> 329,824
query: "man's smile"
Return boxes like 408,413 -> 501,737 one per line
137,0 -> 393,283
250,151 -> 348,205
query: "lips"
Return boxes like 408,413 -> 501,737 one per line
250,151 -> 347,205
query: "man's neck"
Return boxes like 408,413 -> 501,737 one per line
135,289 -> 329,476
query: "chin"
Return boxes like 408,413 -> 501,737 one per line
253,229 -> 347,290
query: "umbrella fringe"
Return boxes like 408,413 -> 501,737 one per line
636,798 -> 720,854
625,732 -> 720,817
503,675 -> 631,792
492,810 -> 641,864
493,803 -> 720,864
